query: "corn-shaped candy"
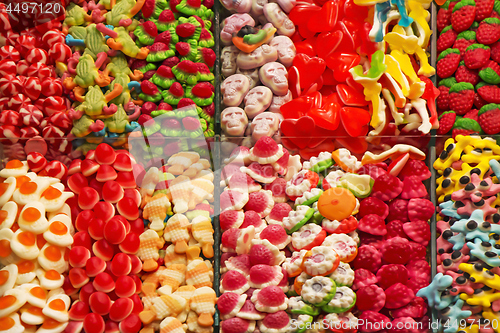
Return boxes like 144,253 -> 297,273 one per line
152,294 -> 187,320
190,287 -> 216,327
138,230 -> 164,272
164,214 -> 191,254
188,171 -> 214,210
186,311 -> 213,333
190,216 -> 214,259
141,267 -> 165,310
158,264 -> 186,295
168,152 -> 200,175
163,244 -> 187,267
169,176 -> 193,214
173,286 -> 196,323
140,167 -> 160,204
143,193 -> 172,231
182,159 -> 211,179
160,317 -> 187,333
185,249 -> 213,288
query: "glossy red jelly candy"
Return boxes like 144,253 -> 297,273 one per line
116,197 -> 140,220
86,256 -> 106,277
109,298 -> 134,322
294,38 -> 317,57
78,187 -> 100,210
68,300 -> 89,321
293,54 -> 326,91
102,181 -> 124,204
93,202 -> 115,223
69,267 -> 90,289
83,313 -> 105,333
103,217 -> 127,245
75,210 -> 94,232
80,282 -> 96,304
119,314 -> 142,333
89,291 -> 112,315
73,231 -> 92,251
93,239 -> 115,262
316,30 -> 342,59
325,52 -> 360,82
88,218 -> 105,240
113,154 -> 133,172
340,107 -> 371,137
119,233 -> 140,254
114,275 -> 136,298
93,272 -> 115,293
336,84 -> 368,106
69,246 -> 91,268
111,253 -> 132,276
81,159 -> 100,177
67,172 -> 88,195
96,165 -> 118,182
130,294 -> 143,314
95,143 -> 116,165
308,99 -> 341,130
307,1 -> 338,33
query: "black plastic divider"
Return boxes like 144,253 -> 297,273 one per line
429,145 -> 439,333
213,135 -> 221,333
214,0 -> 221,137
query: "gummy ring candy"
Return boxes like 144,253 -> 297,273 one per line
317,187 -> 356,221
322,216 -> 358,234
329,262 -> 355,287
302,246 -> 340,277
283,249 -> 308,278
286,170 -> 320,202
322,234 -> 358,263
293,272 -> 310,296
321,286 -> 357,313
288,296 -> 320,316
291,224 -> 327,251
282,205 -> 315,234
294,188 -> 324,207
301,276 -> 337,307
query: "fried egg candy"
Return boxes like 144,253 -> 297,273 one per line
40,184 -> 74,213
18,202 -> 49,234
0,288 -> 27,318
11,229 -> 39,260
0,313 -> 25,333
36,269 -> 64,290
13,178 -> 51,206
0,264 -> 17,297
15,260 -> 38,285
37,244 -> 67,274
42,294 -> 70,322
0,201 -> 17,230
0,229 -> 19,266
0,160 -> 29,178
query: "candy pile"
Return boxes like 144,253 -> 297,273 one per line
136,151 -> 216,333
277,0 -> 438,156
352,146 -> 433,331
133,0 -> 216,140
220,0 -> 296,143
63,0 -> 145,147
436,0 -> 500,136
63,143 -> 144,333
424,135 -> 500,332
0,3 -> 74,162
0,158 -> 75,332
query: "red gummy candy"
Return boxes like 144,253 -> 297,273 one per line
402,221 -> 431,245
352,268 -> 378,290
358,197 -> 389,219
83,313 -> 105,333
371,173 -> 403,202
399,176 -> 427,199
89,291 -> 112,315
359,311 -> 391,333
358,214 -> 387,236
390,297 -> 427,319
376,264 -> 409,290
406,260 -> 431,281
109,298 -> 134,322
381,237 -> 411,264
249,245 -> 275,266
95,143 -> 116,165
115,276 -> 136,298
387,199 -> 409,222
384,283 -> 415,309
118,314 -> 142,333
356,284 -> 386,312
399,159 -> 431,181
407,198 -> 434,222
352,245 -> 382,273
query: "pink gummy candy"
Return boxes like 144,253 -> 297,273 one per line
226,255 -> 252,275
371,173 -> 403,202
218,292 -> 245,317
220,317 -> 253,333
358,214 -> 387,236
228,172 -> 260,192
353,268 -> 378,290
376,264 -> 408,290
257,286 -> 286,307
221,252 -> 237,269
252,136 -> 280,159
240,210 -> 265,230
384,283 -> 415,309
267,203 -> 292,223
221,228 -> 240,250
249,244 -> 276,266
221,190 -> 249,211
264,178 -> 287,202
221,270 -> 249,293
407,277 -> 431,295
406,260 -> 431,281
390,297 -> 427,318
402,221 -> 431,246
352,245 -> 382,273
387,199 -> 409,222
259,224 -> 289,249
385,220 -> 408,239
238,299 -> 264,320
380,237 -> 411,265
408,242 -> 427,260
249,265 -> 281,288
356,285 -> 386,312
407,198 -> 434,222
399,176 -> 427,199
244,190 -> 274,217
220,210 -> 244,231
261,311 -> 290,330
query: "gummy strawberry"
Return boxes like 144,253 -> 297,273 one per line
218,292 -> 245,317
437,111 -> 456,135
358,197 -> 389,219
142,0 -> 156,18
390,297 -> 427,319
476,17 -> 500,44
359,233 -> 385,250
359,311 -> 391,333
226,255 -> 252,275
448,82 -> 475,114
356,285 -> 386,312
451,0 -> 477,32
479,60 -> 500,84
455,61 -> 480,85
477,81 -> 500,103
478,102 -> 500,134
220,210 -> 244,230
407,277 -> 430,294
474,91 -> 488,109
437,48 -> 461,78
384,283 -> 415,309
437,1 -> 453,32
403,221 -> 431,246
463,44 -> 490,69
385,220 -> 408,239
386,199 -> 409,222
192,82 -> 213,98
437,26 -> 457,53
358,214 -> 387,236
381,237 -> 411,265
176,23 -> 196,38
453,30 -> 477,56
408,242 -> 427,260
475,0 -> 494,20
437,77 -> 457,110
376,264 -> 409,290
371,173 -> 403,202
408,198 -> 434,222
352,245 -> 382,273
399,160 -> 430,181
169,82 -> 184,97
140,80 -> 159,95
353,268 -> 378,290
490,41 -> 500,62
452,117 -> 483,137
248,244 -> 276,266
399,176 -> 427,199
